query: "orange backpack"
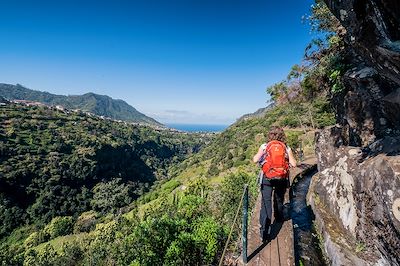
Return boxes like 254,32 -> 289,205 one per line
261,140 -> 289,179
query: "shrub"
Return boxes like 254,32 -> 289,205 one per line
44,216 -> 74,240
164,232 -> 200,266
177,195 -> 207,220
312,98 -> 336,127
220,172 -> 257,223
91,178 -> 132,214
23,232 -> 41,248
193,217 -> 224,264
162,180 -> 181,193
285,130 -> 303,151
24,244 -> 58,266
280,115 -> 300,128
315,112 -> 336,127
73,211 -> 97,233
54,242 -> 83,265
233,160 -> 246,167
207,163 -> 219,177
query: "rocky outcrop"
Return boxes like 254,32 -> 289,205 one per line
325,0 -> 400,145
312,1 -> 400,265
324,0 -> 400,87
314,127 -> 400,265
343,66 -> 398,146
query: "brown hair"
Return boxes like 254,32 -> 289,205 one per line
267,126 -> 286,142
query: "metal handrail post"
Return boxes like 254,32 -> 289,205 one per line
242,184 -> 248,264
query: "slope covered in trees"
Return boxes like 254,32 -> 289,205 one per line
0,103 -> 210,240
0,83 -> 161,125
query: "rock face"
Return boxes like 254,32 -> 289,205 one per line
314,127 -> 400,265
324,0 -> 400,145
324,0 -> 400,86
312,1 -> 400,265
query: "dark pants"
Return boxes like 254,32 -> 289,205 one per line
259,178 -> 288,237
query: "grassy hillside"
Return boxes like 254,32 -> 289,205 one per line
0,83 -> 162,125
0,103 -> 210,241
168,97 -> 335,184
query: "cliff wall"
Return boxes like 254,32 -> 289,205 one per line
312,1 -> 400,265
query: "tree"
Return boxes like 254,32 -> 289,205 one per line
91,178 -> 132,214
267,82 -> 287,103
44,216 -> 74,240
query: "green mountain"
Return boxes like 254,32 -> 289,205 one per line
0,83 -> 162,126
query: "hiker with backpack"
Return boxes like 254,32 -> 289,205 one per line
253,127 -> 297,242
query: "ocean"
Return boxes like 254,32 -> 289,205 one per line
166,123 -> 229,133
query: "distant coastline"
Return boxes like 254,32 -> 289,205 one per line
166,123 -> 229,133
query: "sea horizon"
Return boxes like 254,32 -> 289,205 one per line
166,123 -> 229,133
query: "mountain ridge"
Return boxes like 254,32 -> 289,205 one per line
237,102 -> 275,122
0,83 -> 162,126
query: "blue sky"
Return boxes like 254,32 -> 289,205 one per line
0,0 -> 314,125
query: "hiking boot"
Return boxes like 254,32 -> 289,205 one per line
260,227 -> 271,242
262,232 -> 270,242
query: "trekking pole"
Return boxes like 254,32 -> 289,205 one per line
242,184 -> 249,264
218,184 -> 248,266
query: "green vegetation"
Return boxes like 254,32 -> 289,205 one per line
172,97 -> 334,186
43,216 -> 74,240
0,104 -> 209,239
266,0 -> 351,109
1,166 -> 257,265
355,242 -> 366,253
0,1 -> 343,264
0,83 -> 161,125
